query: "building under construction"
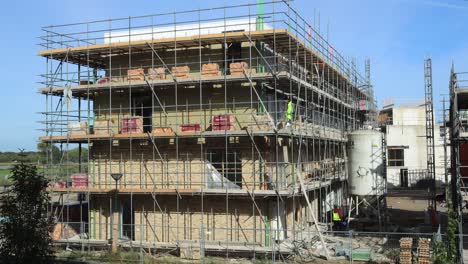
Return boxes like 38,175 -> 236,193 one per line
40,1 -> 375,258
449,65 -> 468,260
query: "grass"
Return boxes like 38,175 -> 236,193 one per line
0,162 -> 87,186
0,169 -> 10,177
0,164 -> 12,186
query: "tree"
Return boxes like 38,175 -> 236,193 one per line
446,209 -> 459,263
0,152 -> 53,264
433,208 -> 459,264
37,142 -> 62,164
67,147 -> 89,163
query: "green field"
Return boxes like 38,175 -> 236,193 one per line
0,163 -> 11,175
0,163 -> 87,186
0,164 -> 11,186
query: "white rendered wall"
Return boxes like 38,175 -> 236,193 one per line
392,107 -> 426,126
386,107 -> 446,187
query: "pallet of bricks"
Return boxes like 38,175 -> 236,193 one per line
399,237 -> 413,264
418,238 -> 431,264
171,66 -> 190,79
212,114 -> 234,131
201,63 -> 221,77
121,116 -> 143,134
180,124 -> 201,133
127,68 -> 145,81
71,173 -> 88,188
147,67 -> 166,80
229,62 -> 249,76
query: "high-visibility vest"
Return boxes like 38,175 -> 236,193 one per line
333,211 -> 341,221
286,101 -> 293,120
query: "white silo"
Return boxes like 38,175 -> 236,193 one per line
348,130 -> 385,197
347,129 -> 387,228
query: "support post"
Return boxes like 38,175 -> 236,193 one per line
111,188 -> 119,253
110,173 -> 122,252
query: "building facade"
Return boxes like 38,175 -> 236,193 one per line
379,105 -> 446,187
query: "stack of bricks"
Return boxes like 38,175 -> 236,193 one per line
152,127 -> 174,136
171,66 -> 190,79
147,67 -> 166,80
418,238 -> 431,264
121,116 -> 143,134
212,114 -> 234,131
229,62 -> 249,76
399,237 -> 413,264
71,174 -> 88,188
201,63 -> 221,76
127,68 -> 145,81
180,124 -> 201,132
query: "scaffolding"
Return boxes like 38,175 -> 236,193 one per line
39,0 -> 374,259
449,65 -> 468,262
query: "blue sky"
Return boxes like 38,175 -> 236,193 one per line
0,0 -> 467,151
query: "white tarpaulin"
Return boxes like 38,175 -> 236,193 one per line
104,18 -> 272,44
270,201 -> 286,241
205,162 -> 239,189
63,85 -> 73,111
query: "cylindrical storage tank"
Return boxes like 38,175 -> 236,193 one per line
348,130 -> 385,196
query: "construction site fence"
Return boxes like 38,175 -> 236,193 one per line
39,0 -> 368,87
52,221 -> 457,263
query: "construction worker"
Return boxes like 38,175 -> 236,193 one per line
332,204 -> 343,231
286,98 -> 293,126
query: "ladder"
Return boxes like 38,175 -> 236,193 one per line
424,58 -> 437,210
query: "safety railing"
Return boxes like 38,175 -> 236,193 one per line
39,1 -> 368,89
41,100 -> 353,138
45,158 -> 346,192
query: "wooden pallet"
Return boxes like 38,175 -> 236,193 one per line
400,237 -> 413,264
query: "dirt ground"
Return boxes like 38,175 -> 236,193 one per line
386,189 -> 447,232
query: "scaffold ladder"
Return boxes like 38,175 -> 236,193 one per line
424,58 -> 437,210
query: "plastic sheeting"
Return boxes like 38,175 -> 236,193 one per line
204,162 -> 240,189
